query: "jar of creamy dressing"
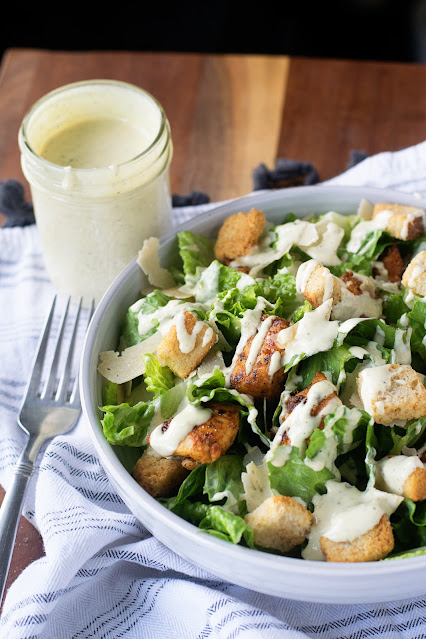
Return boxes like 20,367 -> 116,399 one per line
18,80 -> 173,304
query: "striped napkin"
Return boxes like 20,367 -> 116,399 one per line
1,140 -> 426,639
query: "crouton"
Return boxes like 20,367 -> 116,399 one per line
296,260 -> 382,321
402,250 -> 426,297
373,244 -> 404,284
403,466 -> 426,501
172,401 -> 240,465
133,449 -> 189,498
372,203 -> 425,241
375,454 -> 426,501
245,495 -> 314,553
320,513 -> 394,562
157,310 -> 218,378
214,208 -> 266,265
230,314 -> 289,400
357,363 -> 426,425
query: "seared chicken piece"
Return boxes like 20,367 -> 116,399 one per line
279,372 -> 339,446
172,401 -> 241,468
373,244 -> 404,283
230,314 -> 289,401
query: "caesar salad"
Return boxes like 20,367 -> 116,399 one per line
97,198 -> 426,562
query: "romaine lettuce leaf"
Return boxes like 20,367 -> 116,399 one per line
405,299 -> 426,370
390,499 -> 426,556
172,500 -> 255,547
100,401 -> 155,446
122,290 -> 173,345
142,353 -> 175,398
162,463 -> 207,511
178,230 -> 215,276
204,454 -> 246,515
267,446 -> 334,503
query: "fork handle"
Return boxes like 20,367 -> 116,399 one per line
0,448 -> 36,603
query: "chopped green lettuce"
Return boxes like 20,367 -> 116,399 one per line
100,401 -> 155,447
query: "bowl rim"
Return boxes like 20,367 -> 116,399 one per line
80,184 -> 426,591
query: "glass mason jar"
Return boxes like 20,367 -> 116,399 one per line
18,79 -> 173,304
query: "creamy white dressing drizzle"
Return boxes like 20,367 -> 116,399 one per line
268,350 -> 283,378
270,379 -> 340,458
295,259 -> 321,295
276,299 -> 339,365
226,297 -> 270,383
375,454 -> 424,496
303,218 -> 344,266
305,405 -> 365,475
245,315 -> 274,374
230,218 -> 343,277
357,364 -> 396,417
191,261 -> 222,303
302,480 -> 403,561
346,210 -> 394,254
392,327 -> 412,365
236,271 -> 257,291
242,461 -> 274,512
333,285 -> 382,321
296,259 -> 382,321
149,401 -> 212,457
173,311 -> 205,353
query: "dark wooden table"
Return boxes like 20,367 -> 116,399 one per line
1,47 -> 426,604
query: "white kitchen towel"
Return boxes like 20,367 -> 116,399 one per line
1,140 -> 426,639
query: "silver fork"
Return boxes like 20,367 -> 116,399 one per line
0,295 -> 94,602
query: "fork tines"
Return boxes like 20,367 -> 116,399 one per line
26,295 -> 95,406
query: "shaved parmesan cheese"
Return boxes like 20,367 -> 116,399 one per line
97,331 -> 162,384
137,237 -> 175,289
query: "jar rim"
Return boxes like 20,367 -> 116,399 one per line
18,79 -> 169,174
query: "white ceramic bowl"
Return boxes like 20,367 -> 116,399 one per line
80,185 -> 426,604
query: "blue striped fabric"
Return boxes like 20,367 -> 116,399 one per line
1,141 -> 426,638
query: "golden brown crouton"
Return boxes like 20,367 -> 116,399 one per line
375,454 -> 426,501
230,314 -> 289,401
296,260 -> 382,321
245,495 -> 314,553
172,401 -> 240,465
374,244 -> 404,283
133,449 -> 189,497
357,364 -> 426,426
372,203 -> 425,241
214,208 -> 266,265
320,514 -> 394,562
157,310 -> 218,378
296,261 -> 340,309
404,466 -> 426,501
402,250 -> 426,297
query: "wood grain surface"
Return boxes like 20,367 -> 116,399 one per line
1,47 -> 426,604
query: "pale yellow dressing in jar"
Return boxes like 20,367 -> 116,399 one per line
19,80 -> 173,304
39,118 -> 151,169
